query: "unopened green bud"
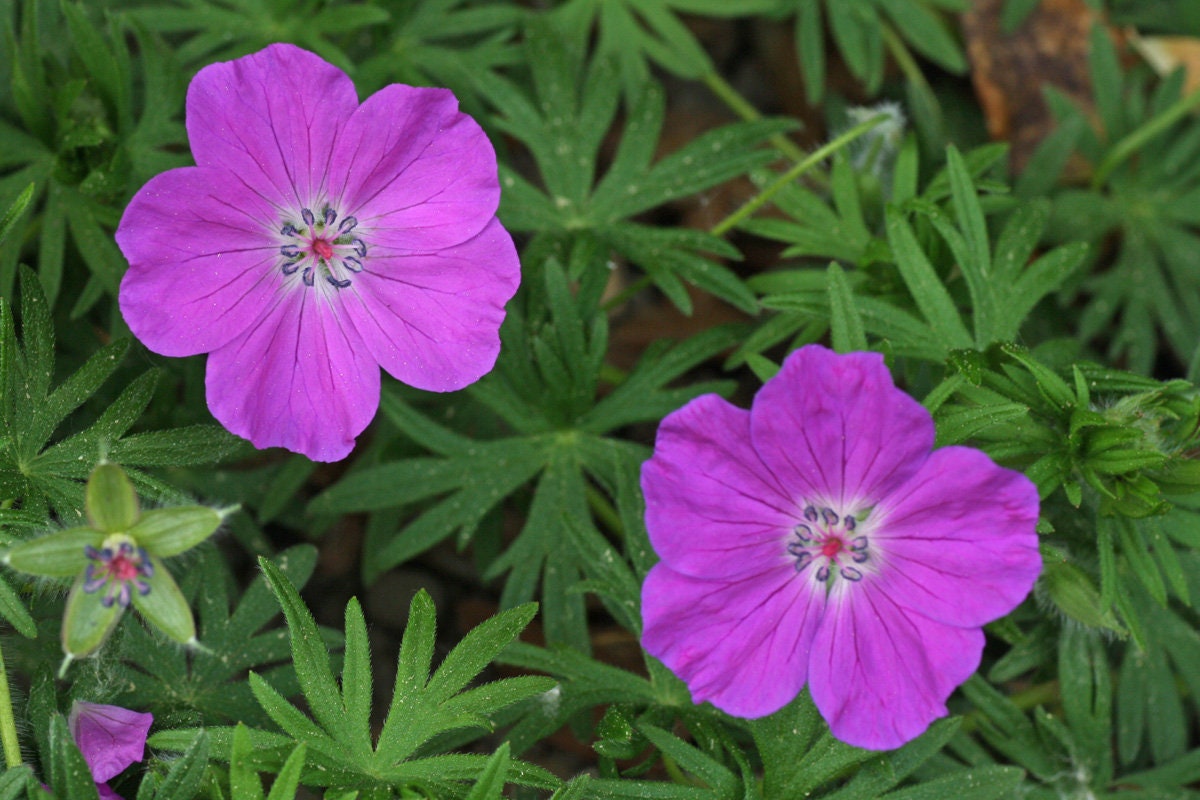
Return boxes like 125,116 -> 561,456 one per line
1041,559 -> 1125,635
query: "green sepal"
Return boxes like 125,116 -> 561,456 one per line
1041,558 -> 1125,635
132,555 -> 196,645
85,463 -> 140,533
131,506 -> 224,557
3,526 -> 103,577
61,575 -> 124,661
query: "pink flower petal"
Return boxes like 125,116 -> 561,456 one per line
341,217 -> 519,392
68,701 -> 152,784
329,85 -> 499,251
117,168 -> 280,357
186,43 -> 358,205
205,290 -> 380,461
642,563 -> 825,718
641,394 -> 799,579
808,585 -> 984,750
750,346 -> 934,509
871,446 -> 1042,628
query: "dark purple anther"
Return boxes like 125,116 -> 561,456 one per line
793,523 -> 813,542
839,566 -> 863,581
302,267 -> 315,287
282,261 -> 300,275
326,275 -> 352,289
338,216 -> 358,234
352,239 -> 367,257
301,208 -> 315,226
280,244 -> 301,258
822,508 -> 839,526
323,208 -> 336,226
845,516 -> 856,531
280,223 -> 299,237
816,565 -> 830,582
794,552 -> 813,571
343,257 -> 363,273
804,506 -> 819,523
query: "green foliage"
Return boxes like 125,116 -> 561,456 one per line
482,18 -> 791,314
0,268 -> 241,528
313,257 -> 740,651
153,559 -> 558,797
2,0 -> 1200,797
788,0 -> 968,102
0,3 -> 187,311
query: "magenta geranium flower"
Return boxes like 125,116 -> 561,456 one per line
640,345 -> 1041,750
116,43 -> 520,461
69,701 -> 153,798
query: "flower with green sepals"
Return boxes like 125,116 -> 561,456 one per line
1,463 -> 235,674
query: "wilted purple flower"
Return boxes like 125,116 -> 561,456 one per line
69,701 -> 153,798
640,345 -> 1041,750
116,43 -> 520,461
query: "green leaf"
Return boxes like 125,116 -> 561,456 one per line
257,558 -> 348,745
229,724 -> 266,800
827,262 -> 868,353
463,742 -> 511,800
885,208 -> 972,348
878,765 -> 1023,800
0,184 -> 34,247
48,714 -> 100,800
150,729 -> 210,800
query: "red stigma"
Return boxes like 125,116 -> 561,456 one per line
108,554 -> 140,582
312,238 -> 334,260
820,538 -> 844,559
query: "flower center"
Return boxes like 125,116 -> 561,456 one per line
83,535 -> 154,608
787,504 -> 870,584
277,205 -> 367,291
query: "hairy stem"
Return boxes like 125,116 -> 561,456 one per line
0,642 -> 21,767
711,113 -> 889,237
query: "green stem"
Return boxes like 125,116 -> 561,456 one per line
601,274 -> 653,313
880,23 -> 943,140
702,70 -> 808,163
711,113 -> 890,237
958,680 -> 1060,734
1092,87 -> 1200,189
0,641 -> 21,767
585,484 -> 624,538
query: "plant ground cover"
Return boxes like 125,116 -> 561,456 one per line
2,0 -> 1200,798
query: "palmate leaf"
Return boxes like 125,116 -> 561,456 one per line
127,0 -> 389,71
156,561 -> 557,797
0,268 -> 241,526
790,0 -> 967,102
0,4 -> 189,309
353,0 -> 526,117
482,19 -> 791,313
549,0 -> 776,96
313,259 -> 740,648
